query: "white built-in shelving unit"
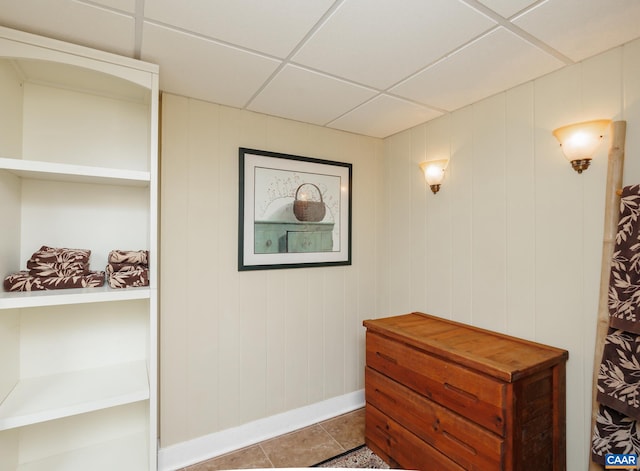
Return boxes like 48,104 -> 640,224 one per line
0,26 -> 158,471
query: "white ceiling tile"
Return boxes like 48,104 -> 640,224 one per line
328,95 -> 442,138
141,22 -> 282,108
143,0 -> 334,58
4,0 -> 640,138
391,27 -> 564,111
0,0 -> 135,56
292,0 -> 496,90
248,65 -> 377,126
473,0 -> 538,18
514,0 -> 640,62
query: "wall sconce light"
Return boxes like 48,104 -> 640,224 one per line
419,159 -> 449,194
552,119 -> 611,174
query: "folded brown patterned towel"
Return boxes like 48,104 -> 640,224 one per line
26,260 -> 90,277
106,250 -> 150,288
106,262 -> 147,274
3,270 -> 105,292
107,267 -> 149,289
108,250 -> 149,265
30,245 -> 91,265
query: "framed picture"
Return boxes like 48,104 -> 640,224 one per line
238,147 -> 352,271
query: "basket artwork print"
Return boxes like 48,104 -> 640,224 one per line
238,148 -> 352,271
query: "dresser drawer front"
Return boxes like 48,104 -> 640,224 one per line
366,367 -> 503,470
254,230 -> 284,253
366,331 -> 506,435
286,230 -> 333,253
366,404 -> 466,471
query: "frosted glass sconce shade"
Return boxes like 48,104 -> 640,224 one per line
419,159 -> 449,194
552,119 -> 611,174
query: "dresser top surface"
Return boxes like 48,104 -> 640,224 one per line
364,312 -> 568,382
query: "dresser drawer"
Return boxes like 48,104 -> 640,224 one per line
366,367 -> 503,470
287,230 -> 332,252
366,331 -> 506,435
366,403 -> 465,471
254,229 -> 284,253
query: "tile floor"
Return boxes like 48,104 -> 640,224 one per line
183,408 -> 365,470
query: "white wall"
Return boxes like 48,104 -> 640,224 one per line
382,39 -> 640,470
159,95 -> 384,449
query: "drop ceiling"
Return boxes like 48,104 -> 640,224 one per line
2,0 -> 640,138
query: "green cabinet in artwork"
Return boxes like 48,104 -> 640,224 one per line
255,221 -> 334,253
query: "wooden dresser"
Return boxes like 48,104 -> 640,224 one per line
363,312 -> 568,471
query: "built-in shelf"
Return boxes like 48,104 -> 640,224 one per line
0,157 -> 150,186
0,25 -> 158,470
0,285 -> 151,310
0,361 -> 149,431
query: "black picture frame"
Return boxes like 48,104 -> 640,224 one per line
238,147 -> 352,271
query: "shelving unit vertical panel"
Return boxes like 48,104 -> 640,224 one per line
148,292 -> 158,470
148,73 -> 159,293
146,67 -> 159,471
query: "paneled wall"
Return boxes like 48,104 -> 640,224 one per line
159,95 -> 384,447
160,38 -> 640,470
383,38 -> 640,470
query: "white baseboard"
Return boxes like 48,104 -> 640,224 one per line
158,389 -> 365,471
